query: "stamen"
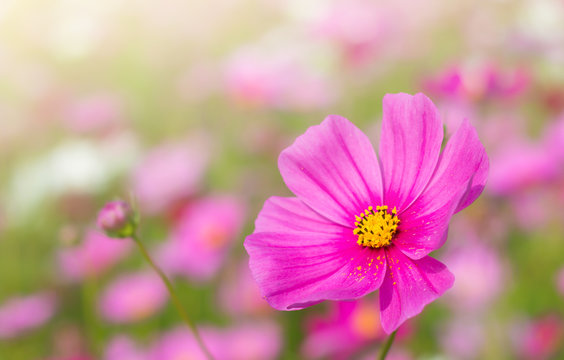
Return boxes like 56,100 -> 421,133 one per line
354,205 -> 400,249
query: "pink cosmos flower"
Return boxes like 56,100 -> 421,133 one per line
544,115 -> 564,166
224,51 -> 335,111
443,240 -> 505,312
0,292 -> 57,339
311,0 -> 435,67
149,322 -> 281,360
104,335 -> 147,360
488,140 -> 557,196
312,0 -> 395,66
61,94 -> 124,135
96,200 -> 136,238
157,195 -> 246,282
218,261 -> 272,317
301,297 -> 385,359
423,63 -> 530,104
245,93 -> 489,333
131,139 -> 210,215
439,317 -> 485,360
58,230 -> 132,282
99,271 -> 168,324
512,315 -> 564,360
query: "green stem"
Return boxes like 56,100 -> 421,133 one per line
378,330 -> 397,360
82,273 -> 100,356
132,234 -> 215,360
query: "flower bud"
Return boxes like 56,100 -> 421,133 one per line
97,200 -> 137,238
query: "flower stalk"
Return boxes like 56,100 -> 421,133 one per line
132,234 -> 215,360
378,330 -> 397,360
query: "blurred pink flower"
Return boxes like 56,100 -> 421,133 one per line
443,240 -> 505,311
301,297 -> 385,360
311,0 -> 438,67
96,200 -> 136,238
157,195 -> 246,282
513,315 -> 564,360
58,230 -> 132,282
0,292 -> 57,339
510,189 -> 555,230
149,327 -> 211,360
488,140 -> 558,196
62,94 -> 124,135
220,322 -> 282,360
131,140 -> 210,215
99,271 -> 168,324
149,322 -> 281,360
104,335 -> 147,360
439,317 -> 485,360
424,63 -> 530,104
224,52 -> 335,111
218,261 -> 272,317
544,115 -> 564,166
312,0 -> 394,66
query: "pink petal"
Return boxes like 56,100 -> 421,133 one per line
246,231 -> 387,310
379,93 -> 443,211
455,149 -> 489,213
394,119 -> 488,259
254,196 -> 343,234
245,197 -> 385,310
379,246 -> 454,334
278,115 -> 383,227
246,198 -> 387,309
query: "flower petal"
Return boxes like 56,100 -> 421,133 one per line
379,93 -> 444,211
254,196 -> 341,234
454,145 -> 489,213
278,115 -> 383,227
245,229 -> 387,310
379,246 -> 454,334
395,119 -> 488,259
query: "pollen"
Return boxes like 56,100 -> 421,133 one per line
353,205 -> 400,249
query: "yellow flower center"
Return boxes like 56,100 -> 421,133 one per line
353,205 -> 400,248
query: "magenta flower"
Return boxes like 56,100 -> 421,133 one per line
302,297 -> 385,359
0,292 -> 57,339
245,93 -> 488,333
131,139 -> 210,215
443,238 -> 505,312
157,195 -> 246,282
217,261 -> 272,317
224,51 -> 335,111
58,230 -> 132,282
149,322 -> 281,360
99,271 -> 168,324
423,63 -> 530,103
512,315 -> 564,360
96,200 -> 137,238
61,94 -> 124,135
439,317 -> 484,360
104,335 -> 147,360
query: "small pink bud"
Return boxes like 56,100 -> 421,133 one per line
97,200 -> 137,238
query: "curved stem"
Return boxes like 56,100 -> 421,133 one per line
378,330 -> 397,360
132,234 -> 215,360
